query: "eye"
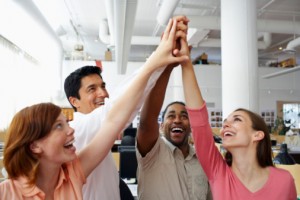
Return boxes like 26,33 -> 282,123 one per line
234,117 -> 242,122
167,114 -> 175,119
181,114 -> 189,120
88,87 -> 96,92
56,123 -> 63,129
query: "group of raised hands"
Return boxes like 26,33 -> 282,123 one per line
146,15 -> 191,71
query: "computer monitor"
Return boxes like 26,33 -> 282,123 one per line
118,146 -> 138,181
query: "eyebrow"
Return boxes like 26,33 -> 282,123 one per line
86,83 -> 97,90
233,114 -> 243,119
167,110 -> 188,115
86,81 -> 105,89
223,114 -> 243,123
181,110 -> 188,115
52,118 -> 63,127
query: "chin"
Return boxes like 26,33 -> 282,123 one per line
170,139 -> 185,147
66,154 -> 77,163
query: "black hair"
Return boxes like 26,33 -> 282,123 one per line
161,101 -> 186,122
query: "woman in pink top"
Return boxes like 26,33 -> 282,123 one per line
0,17 -> 190,200
179,36 -> 297,199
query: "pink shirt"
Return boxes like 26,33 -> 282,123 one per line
0,157 -> 86,200
188,103 -> 297,200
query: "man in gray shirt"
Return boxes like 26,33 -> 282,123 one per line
136,18 -> 212,199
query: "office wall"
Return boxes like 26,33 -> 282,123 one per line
60,61 -> 300,115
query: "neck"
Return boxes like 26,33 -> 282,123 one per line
231,157 -> 269,193
228,147 -> 270,193
178,143 -> 190,158
230,149 -> 263,180
36,163 -> 61,198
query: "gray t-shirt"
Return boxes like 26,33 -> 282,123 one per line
136,136 -> 212,200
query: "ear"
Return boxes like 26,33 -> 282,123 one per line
159,123 -> 164,135
69,96 -> 80,110
253,130 -> 265,142
30,141 -> 42,154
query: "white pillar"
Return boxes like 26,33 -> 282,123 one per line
221,0 -> 259,118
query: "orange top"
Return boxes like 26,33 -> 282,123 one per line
0,157 -> 86,200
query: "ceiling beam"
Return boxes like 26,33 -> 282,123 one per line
262,65 -> 300,79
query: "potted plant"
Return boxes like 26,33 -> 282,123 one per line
273,117 -> 291,135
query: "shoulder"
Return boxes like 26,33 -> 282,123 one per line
271,166 -> 292,175
64,156 -> 86,184
71,106 -> 105,124
137,137 -> 171,164
0,179 -> 13,189
0,179 -> 22,198
269,166 -> 294,182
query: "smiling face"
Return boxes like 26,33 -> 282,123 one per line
220,110 -> 262,149
71,74 -> 109,114
221,108 -> 274,167
31,113 -> 76,165
160,103 -> 191,148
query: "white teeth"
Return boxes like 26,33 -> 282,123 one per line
64,139 -> 75,147
172,127 -> 183,132
224,132 -> 234,136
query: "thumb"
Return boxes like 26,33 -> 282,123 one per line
174,55 -> 189,63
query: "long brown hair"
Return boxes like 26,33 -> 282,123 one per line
4,103 -> 61,185
224,108 -> 274,167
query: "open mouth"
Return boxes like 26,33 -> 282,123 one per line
171,127 -> 183,134
96,101 -> 105,106
223,132 -> 234,137
64,139 -> 75,149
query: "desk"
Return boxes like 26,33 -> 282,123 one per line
112,152 -> 120,171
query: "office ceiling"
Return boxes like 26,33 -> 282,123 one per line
34,0 -> 300,72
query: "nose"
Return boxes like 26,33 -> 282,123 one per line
174,115 -> 182,123
222,120 -> 230,129
96,87 -> 109,98
67,126 -> 75,136
104,90 -> 109,98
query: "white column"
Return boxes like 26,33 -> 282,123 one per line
221,0 -> 259,118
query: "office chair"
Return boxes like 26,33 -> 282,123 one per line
118,145 -> 138,199
118,146 -> 138,183
121,135 -> 135,146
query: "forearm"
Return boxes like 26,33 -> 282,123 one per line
125,65 -> 166,127
106,68 -> 156,125
137,67 -> 173,155
182,60 -> 204,109
188,106 -> 222,180
139,67 -> 173,126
